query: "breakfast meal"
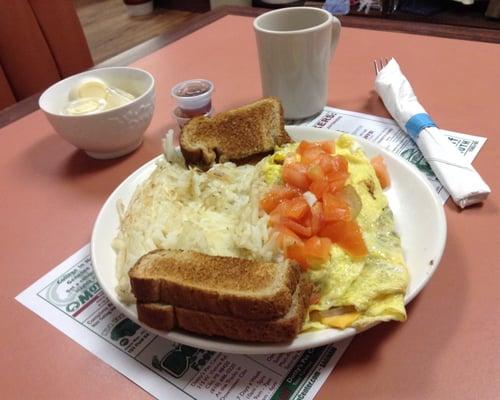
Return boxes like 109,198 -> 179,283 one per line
64,77 -> 136,115
112,97 -> 409,343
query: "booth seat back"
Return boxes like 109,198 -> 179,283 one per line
0,0 -> 93,110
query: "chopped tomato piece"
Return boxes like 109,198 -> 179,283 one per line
316,154 -> 336,174
279,197 -> 310,221
309,178 -> 328,200
307,164 -> 325,182
269,197 -> 310,230
261,195 -> 279,214
331,155 -> 348,173
282,217 -> 313,238
325,172 -> 349,194
318,220 -> 342,242
282,162 -> 311,191
310,202 -> 324,235
297,140 -> 335,156
286,242 -> 309,270
301,213 -> 312,229
260,185 -> 301,214
323,192 -> 351,222
326,170 -> 349,183
286,236 -> 331,270
308,170 -> 348,199
320,141 -> 335,154
371,155 -> 391,189
275,226 -> 302,251
301,146 -> 327,165
319,220 -> 368,257
297,141 -> 317,155
303,236 -> 332,267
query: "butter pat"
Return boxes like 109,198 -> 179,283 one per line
69,77 -> 108,101
64,77 -> 136,116
65,97 -> 106,115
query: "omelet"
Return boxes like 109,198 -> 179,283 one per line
262,135 -> 409,330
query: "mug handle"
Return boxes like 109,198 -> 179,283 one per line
330,17 -> 341,56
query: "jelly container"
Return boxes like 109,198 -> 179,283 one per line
172,106 -> 214,128
171,79 -> 214,117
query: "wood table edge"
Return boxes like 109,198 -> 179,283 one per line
1,5 -> 498,129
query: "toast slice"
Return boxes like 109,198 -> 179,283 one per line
179,97 -> 291,167
137,303 -> 176,331
129,249 -> 300,320
137,277 -> 312,342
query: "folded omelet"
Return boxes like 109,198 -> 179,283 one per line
263,135 -> 409,330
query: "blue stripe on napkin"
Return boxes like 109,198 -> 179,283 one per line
405,113 -> 437,140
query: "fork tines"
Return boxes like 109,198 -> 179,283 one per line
373,58 -> 391,75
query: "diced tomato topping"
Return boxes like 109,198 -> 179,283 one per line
306,164 -> 325,182
282,217 -> 313,238
316,154 -> 336,174
268,210 -> 282,227
331,155 -> 348,173
323,192 -> 351,222
371,155 -> 391,189
260,185 -> 301,214
310,202 -> 323,235
320,141 -> 335,154
286,242 -> 309,270
301,146 -> 327,165
282,162 -> 311,190
262,139 -> 369,266
319,220 -> 368,257
275,226 -> 302,250
325,172 -> 349,194
286,236 -> 332,270
278,197 -> 310,221
309,178 -> 328,200
303,236 -> 332,267
297,140 -> 335,157
318,220 -> 342,243
297,141 -> 316,155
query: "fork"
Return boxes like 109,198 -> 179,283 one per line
373,58 -> 391,75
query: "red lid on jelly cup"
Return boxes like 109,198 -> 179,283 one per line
171,79 -> 214,111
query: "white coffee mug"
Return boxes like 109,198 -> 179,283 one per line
254,7 -> 341,120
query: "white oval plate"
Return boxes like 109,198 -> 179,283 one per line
91,126 -> 447,354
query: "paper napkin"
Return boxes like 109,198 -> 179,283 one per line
375,58 -> 490,208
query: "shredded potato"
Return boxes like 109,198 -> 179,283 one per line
112,158 -> 279,303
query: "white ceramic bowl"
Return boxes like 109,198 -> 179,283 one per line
39,67 -> 155,159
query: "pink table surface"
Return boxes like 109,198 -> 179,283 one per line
1,15 -> 499,400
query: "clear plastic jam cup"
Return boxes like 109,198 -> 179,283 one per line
171,79 -> 214,118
